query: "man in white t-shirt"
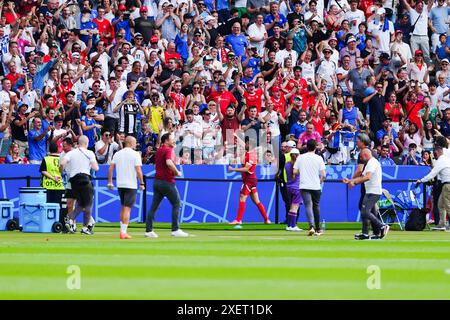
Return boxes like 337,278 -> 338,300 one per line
247,14 -> 267,56
344,0 -> 365,35
180,109 -> 202,162
343,149 -> 389,240
259,99 -> 285,145
107,136 -> 145,239
367,7 -> 394,54
60,135 -> 99,235
293,139 -> 326,236
95,130 -> 119,165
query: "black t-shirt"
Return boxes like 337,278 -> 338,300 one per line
368,94 -> 386,134
11,113 -> 28,142
262,62 -> 279,82
133,17 -> 154,43
157,69 -> 183,92
64,104 -> 81,135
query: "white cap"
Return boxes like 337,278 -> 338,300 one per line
377,7 -> 386,15
286,140 -> 296,148
204,15 -> 215,23
86,104 -> 95,110
290,148 -> 300,155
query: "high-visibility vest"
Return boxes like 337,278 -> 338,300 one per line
283,153 -> 292,182
41,155 -> 65,190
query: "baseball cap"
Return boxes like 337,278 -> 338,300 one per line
395,29 -> 403,35
227,51 -> 236,57
322,45 -> 332,53
134,32 -> 143,38
72,52 -> 81,58
442,58 -> 449,64
203,55 -> 213,61
328,35 -> 337,42
347,36 -> 356,44
247,81 -> 255,86
140,6 -> 148,12
290,148 -> 300,155
119,4 -> 127,10
86,104 -> 95,110
271,86 -> 281,92
86,93 -> 96,100
150,35 -> 158,43
377,7 -> 386,15
204,15 -> 214,23
415,49 -> 423,56
37,51 -> 46,57
286,141 -> 296,148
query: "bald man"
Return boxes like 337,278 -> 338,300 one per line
343,149 -> 389,240
60,135 -> 99,235
108,136 -> 145,239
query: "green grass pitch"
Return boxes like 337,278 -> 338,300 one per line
0,223 -> 449,300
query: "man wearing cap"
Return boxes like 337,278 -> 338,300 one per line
367,7 -> 394,54
112,5 -> 133,42
155,1 -> 181,42
79,104 -> 102,151
402,0 -> 433,63
316,45 -> 337,91
133,6 -> 154,43
390,29 -> 411,70
339,36 -> 360,69
344,0 -> 365,35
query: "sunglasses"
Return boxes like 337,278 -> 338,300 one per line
116,69 -> 123,72
104,133 -> 110,137
135,37 -> 143,40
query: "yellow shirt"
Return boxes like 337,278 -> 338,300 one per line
145,105 -> 164,134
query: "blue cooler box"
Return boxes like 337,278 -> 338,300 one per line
19,187 -> 47,205
0,201 -> 15,231
19,203 -> 61,233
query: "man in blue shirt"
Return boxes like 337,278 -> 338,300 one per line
379,144 -> 396,166
80,9 -> 99,45
225,22 -> 248,60
28,117 -> 52,164
429,0 -> 450,52
264,2 -> 288,37
439,107 -> 450,139
402,143 -> 421,165
112,5 -> 133,42
375,118 -> 402,147
289,110 -> 308,142
80,105 -> 101,151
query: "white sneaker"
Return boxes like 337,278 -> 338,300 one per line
171,229 -> 189,237
145,231 -> 159,238
65,219 -> 75,234
286,226 -> 293,231
291,226 -> 303,232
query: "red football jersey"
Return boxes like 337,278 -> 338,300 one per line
242,151 -> 257,181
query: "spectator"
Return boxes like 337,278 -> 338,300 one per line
28,117 -> 52,164
379,144 -> 396,166
5,141 -> 28,164
402,143 -> 421,165
95,130 -> 119,165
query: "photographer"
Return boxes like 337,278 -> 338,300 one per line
112,5 -> 133,42
95,129 -> 119,165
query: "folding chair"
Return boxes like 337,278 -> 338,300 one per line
377,189 -> 404,230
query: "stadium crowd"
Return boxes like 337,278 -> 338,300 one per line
0,0 -> 449,166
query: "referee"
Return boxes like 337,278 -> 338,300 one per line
344,149 -> 389,240
107,136 -> 145,239
145,133 -> 189,238
60,135 -> 99,235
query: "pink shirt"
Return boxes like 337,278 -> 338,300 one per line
298,131 -> 322,146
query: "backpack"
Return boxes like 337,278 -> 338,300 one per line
405,208 -> 427,231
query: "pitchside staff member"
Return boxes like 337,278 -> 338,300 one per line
293,139 -> 326,236
344,149 -> 390,240
415,145 -> 450,231
40,142 -> 65,214
107,136 -> 145,240
60,135 -> 99,235
145,133 -> 189,238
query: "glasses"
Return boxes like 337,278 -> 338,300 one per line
193,86 -> 200,89
135,37 -> 143,40
116,69 -> 123,72
104,133 -> 110,137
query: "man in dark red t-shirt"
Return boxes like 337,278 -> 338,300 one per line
145,133 -> 189,238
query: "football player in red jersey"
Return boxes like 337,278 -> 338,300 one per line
228,137 -> 271,225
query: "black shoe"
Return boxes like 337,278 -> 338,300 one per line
354,233 -> 370,240
370,234 -> 381,240
380,225 -> 390,239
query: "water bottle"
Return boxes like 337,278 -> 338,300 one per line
321,219 -> 326,231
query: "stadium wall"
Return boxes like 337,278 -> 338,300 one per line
0,165 -> 430,223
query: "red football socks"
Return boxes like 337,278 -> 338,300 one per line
257,202 -> 268,221
236,201 -> 245,222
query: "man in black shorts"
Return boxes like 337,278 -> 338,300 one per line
107,136 -> 145,239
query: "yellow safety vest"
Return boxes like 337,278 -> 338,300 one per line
283,153 -> 292,182
41,155 -> 65,190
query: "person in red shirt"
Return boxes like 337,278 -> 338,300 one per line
56,73 -> 74,106
3,1 -> 20,25
228,137 -> 272,225
404,92 -> 424,129
93,6 -> 115,45
167,79 -> 186,122
163,42 -> 182,68
145,133 -> 189,238
284,66 -> 309,109
4,61 -> 24,89
236,81 -> 264,114
208,79 -> 238,114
